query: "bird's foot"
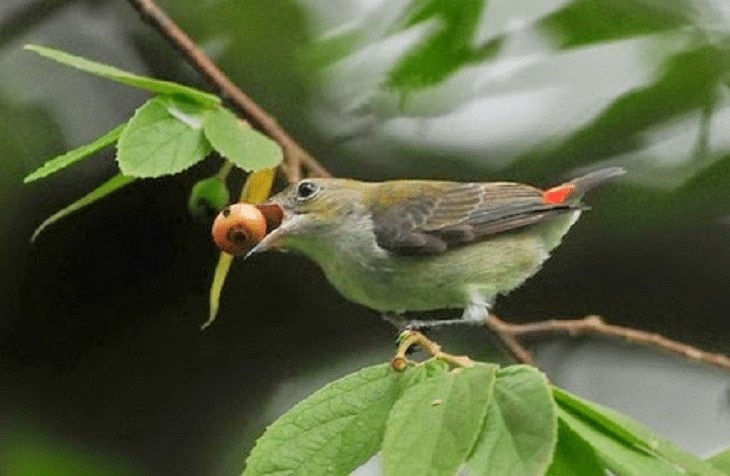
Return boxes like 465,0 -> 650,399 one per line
404,317 -> 485,330
382,306 -> 489,332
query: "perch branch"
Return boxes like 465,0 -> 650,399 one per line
127,0 -> 331,184
488,314 -> 730,371
392,330 -> 475,370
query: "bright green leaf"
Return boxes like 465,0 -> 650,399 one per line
244,364 -> 433,476
31,174 -> 136,241
116,96 -> 212,178
203,107 -> 282,171
709,447 -> 730,473
546,420 -> 605,476
24,124 -> 125,183
553,387 -> 724,476
557,407 -> 680,476
24,44 -> 219,106
383,363 -> 497,476
468,365 -> 557,476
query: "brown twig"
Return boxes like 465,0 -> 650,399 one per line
484,319 -> 536,365
127,0 -> 331,184
488,314 -> 730,371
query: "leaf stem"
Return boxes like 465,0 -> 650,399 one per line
215,159 -> 234,181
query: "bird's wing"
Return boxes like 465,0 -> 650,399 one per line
370,181 -> 578,255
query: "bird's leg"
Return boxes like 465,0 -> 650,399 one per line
405,303 -> 490,330
382,312 -> 424,355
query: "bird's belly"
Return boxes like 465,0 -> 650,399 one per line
320,229 -> 555,313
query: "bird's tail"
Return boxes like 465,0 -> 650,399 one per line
568,167 -> 626,194
542,167 -> 625,204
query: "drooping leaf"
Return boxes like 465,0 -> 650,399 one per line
24,44 -> 219,106
238,167 -> 276,203
554,387 -> 724,476
382,363 -> 497,476
24,124 -> 125,183
243,363 -> 445,476
203,252 -> 233,330
204,167 -> 276,328
116,96 -> 212,178
468,365 -> 557,476
31,174 -> 136,241
203,107 -> 283,171
546,420 -> 605,476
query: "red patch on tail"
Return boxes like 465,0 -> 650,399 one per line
543,184 -> 576,204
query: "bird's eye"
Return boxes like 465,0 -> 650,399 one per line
296,181 -> 319,200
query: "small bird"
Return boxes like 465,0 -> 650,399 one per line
245,167 -> 625,329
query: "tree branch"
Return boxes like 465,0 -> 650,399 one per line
392,330 -> 476,370
484,319 -> 536,366
127,0 -> 331,184
488,314 -> 730,371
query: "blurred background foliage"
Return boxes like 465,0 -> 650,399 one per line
0,0 -> 729,474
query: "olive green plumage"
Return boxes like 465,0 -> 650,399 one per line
247,167 -> 625,327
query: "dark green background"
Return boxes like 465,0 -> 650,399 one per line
1,1 -> 728,474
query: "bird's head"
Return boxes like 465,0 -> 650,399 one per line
246,178 -> 374,258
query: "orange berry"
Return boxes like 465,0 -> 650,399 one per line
212,203 -> 268,255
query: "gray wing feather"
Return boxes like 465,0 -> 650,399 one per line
372,182 -> 576,255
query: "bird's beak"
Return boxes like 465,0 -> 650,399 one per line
244,211 -> 304,259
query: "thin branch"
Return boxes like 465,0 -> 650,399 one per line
127,0 -> 331,184
488,314 -> 730,371
484,319 -> 536,366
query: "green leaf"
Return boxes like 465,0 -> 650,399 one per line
24,44 -> 219,106
116,96 -> 212,178
244,363 -> 439,476
383,363 -> 497,476
546,420 -> 605,476
203,107 -> 283,171
31,174 -> 136,241
553,387 -> 724,476
468,365 -> 557,476
557,406 -> 680,476
709,447 -> 730,474
540,0 -> 698,48
24,124 -> 125,183
187,176 -> 230,219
